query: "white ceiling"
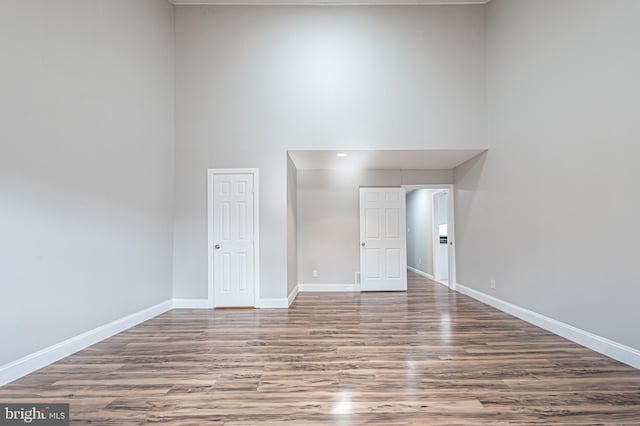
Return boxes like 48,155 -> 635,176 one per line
170,0 -> 488,5
288,149 -> 486,170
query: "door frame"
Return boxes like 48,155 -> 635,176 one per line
431,189 -> 449,286
402,184 -> 457,290
207,168 -> 260,308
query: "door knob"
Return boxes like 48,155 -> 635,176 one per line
214,244 -> 221,249
361,242 -> 366,247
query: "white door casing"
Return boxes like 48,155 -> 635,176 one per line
433,190 -> 449,284
402,183 -> 456,290
359,188 -> 407,291
211,173 -> 256,307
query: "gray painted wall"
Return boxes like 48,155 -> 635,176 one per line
454,0 -> 640,350
2,0 -> 637,369
173,5 -> 487,299
297,170 -> 452,285
406,189 -> 437,276
0,0 -> 175,365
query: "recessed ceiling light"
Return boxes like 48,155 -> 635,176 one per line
336,153 -> 348,158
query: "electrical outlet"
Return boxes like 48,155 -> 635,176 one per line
312,269 -> 319,278
490,279 -> 496,289
418,257 -> 422,265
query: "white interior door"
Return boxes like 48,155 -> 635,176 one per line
213,174 -> 255,307
359,188 -> 407,291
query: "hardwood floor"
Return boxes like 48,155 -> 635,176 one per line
2,272 -> 640,424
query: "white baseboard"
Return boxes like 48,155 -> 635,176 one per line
407,266 -> 451,288
0,291 -> 305,387
7,284 -> 637,390
173,296 -> 298,310
298,283 -> 361,292
455,283 -> 640,369
407,266 -> 434,280
173,298 -> 210,309
0,300 -> 173,387
287,285 -> 299,307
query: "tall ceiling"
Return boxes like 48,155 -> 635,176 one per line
170,0 -> 489,5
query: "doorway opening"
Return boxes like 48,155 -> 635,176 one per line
288,149 -> 473,295
404,185 -> 455,289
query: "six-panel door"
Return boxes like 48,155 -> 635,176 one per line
359,188 -> 407,291
213,174 -> 255,307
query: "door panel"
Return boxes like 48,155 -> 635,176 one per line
213,174 -> 255,307
365,209 -> 380,239
221,253 -> 231,292
365,248 -> 382,279
386,248 -> 401,279
360,188 -> 407,291
385,208 -> 401,238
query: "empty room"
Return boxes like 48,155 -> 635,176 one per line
1,0 -> 640,424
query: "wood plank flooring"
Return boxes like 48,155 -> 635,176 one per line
2,272 -> 640,424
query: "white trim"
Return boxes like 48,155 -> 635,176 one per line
169,1 -> 491,6
173,298 -> 210,309
207,168 -> 260,309
0,287 -> 300,387
402,183 -> 456,291
407,266 -> 450,288
258,298 -> 289,309
288,285 -> 299,307
431,189 -> 449,288
455,283 -> 640,369
0,300 -> 173,387
407,266 -> 434,280
432,279 -> 449,287
299,283 -> 361,292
